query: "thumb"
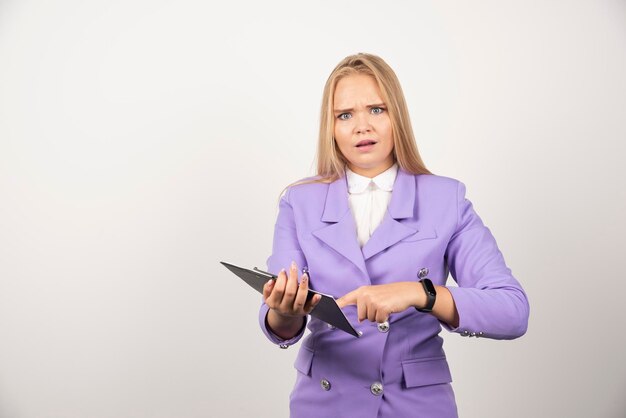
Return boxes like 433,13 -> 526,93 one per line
336,290 -> 357,309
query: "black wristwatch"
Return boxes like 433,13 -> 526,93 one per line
416,278 -> 437,313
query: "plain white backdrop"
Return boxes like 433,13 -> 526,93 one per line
1,1 -> 625,417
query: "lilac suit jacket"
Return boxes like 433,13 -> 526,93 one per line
259,170 -> 529,418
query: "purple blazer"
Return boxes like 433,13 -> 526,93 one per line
259,170 -> 529,418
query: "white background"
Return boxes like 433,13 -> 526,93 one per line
1,1 -> 625,417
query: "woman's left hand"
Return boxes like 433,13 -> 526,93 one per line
336,282 -> 426,323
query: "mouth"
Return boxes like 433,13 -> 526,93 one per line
356,140 -> 377,148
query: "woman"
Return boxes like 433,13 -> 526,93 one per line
258,53 -> 529,418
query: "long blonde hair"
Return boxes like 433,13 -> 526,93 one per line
283,54 -> 431,196
315,53 -> 431,183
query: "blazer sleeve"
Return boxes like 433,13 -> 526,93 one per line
258,187 -> 309,347
444,181 -> 530,340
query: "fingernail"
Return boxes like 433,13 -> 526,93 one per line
301,273 -> 308,282
266,279 -> 274,286
280,268 -> 286,275
291,261 -> 296,269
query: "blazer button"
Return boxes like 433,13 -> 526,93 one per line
327,324 -> 336,330
279,344 -> 288,349
320,379 -> 331,391
370,382 -> 383,396
478,331 -> 484,337
377,321 -> 390,333
461,330 -> 469,337
418,267 -> 429,279
470,332 -> 476,337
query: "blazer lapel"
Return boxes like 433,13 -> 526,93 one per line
362,169 -> 418,260
312,176 -> 369,277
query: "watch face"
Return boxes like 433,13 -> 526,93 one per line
422,279 -> 436,295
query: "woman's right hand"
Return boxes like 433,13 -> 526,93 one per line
263,261 -> 321,339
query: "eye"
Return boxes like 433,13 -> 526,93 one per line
371,107 -> 385,115
337,113 -> 351,120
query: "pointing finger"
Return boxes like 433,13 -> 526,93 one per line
336,290 -> 357,309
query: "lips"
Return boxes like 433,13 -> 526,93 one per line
356,140 -> 377,147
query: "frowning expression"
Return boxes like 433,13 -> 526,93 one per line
333,74 -> 394,178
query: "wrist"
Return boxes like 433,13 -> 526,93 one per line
267,309 -> 305,339
415,279 -> 437,313
411,281 -> 428,309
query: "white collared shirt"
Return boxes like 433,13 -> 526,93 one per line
346,164 -> 398,247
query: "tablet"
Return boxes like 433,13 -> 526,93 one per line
220,261 -> 360,338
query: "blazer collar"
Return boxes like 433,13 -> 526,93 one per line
362,169 -> 417,260
313,168 -> 418,276
321,167 -> 415,222
387,168 -> 415,219
321,173 -> 349,222
314,174 -> 368,276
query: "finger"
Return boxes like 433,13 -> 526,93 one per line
367,306 -> 378,323
262,279 -> 275,301
304,293 -> 322,313
336,290 -> 357,308
266,269 -> 287,307
280,261 -> 299,309
357,298 -> 367,322
376,310 -> 389,324
293,273 -> 309,311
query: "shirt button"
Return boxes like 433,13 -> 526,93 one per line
370,382 -> 383,396
279,344 -> 288,349
320,379 -> 331,391
377,321 -> 390,333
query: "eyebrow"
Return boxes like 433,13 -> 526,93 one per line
333,103 -> 387,114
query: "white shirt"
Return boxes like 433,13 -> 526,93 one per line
346,164 -> 398,247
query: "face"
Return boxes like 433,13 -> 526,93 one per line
333,74 -> 394,178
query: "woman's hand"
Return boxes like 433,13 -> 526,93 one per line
337,282 -> 460,328
336,282 -> 425,323
263,261 -> 321,339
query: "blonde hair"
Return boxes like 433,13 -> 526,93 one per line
315,53 -> 431,183
282,53 -> 431,196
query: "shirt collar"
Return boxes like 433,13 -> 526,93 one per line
346,164 -> 398,194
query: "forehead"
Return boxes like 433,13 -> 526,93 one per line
333,74 -> 383,107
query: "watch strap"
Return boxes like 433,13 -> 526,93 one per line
416,278 -> 436,313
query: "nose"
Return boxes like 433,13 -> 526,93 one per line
354,112 -> 372,134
